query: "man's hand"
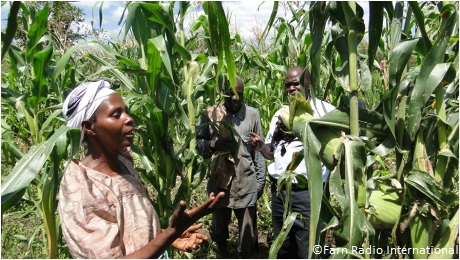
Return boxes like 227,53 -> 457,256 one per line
257,187 -> 264,199
248,132 -> 264,152
209,139 -> 231,152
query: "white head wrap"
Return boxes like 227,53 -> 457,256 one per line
62,80 -> 115,144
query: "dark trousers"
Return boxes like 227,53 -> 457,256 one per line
210,206 -> 258,258
271,182 -> 310,258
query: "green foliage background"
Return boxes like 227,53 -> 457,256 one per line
1,1 -> 458,259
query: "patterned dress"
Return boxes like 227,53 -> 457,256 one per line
58,155 -> 161,258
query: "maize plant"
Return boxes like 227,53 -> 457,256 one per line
242,1 -> 458,259
262,1 -> 459,259
85,1 -> 237,228
1,2 -> 88,258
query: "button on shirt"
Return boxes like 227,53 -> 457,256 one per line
265,97 -> 336,183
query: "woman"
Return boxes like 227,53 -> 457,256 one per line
58,80 -> 224,258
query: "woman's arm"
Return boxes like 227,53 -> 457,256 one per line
121,192 -> 225,259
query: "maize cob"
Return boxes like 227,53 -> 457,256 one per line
314,126 -> 343,170
367,187 -> 402,229
279,93 -> 314,137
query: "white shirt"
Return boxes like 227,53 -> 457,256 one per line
265,97 -> 336,183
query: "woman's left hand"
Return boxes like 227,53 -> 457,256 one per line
171,224 -> 208,252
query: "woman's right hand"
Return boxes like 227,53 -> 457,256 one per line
168,192 -> 225,237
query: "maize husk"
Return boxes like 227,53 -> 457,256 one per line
314,126 -> 343,170
409,202 -> 438,259
279,94 -> 341,170
279,93 -> 314,137
367,187 -> 402,229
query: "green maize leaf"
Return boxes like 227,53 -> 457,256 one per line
178,1 -> 191,25
55,131 -> 68,160
274,22 -> 288,46
139,2 -> 174,33
16,98 -> 39,143
1,126 -> 80,213
244,85 -> 262,96
191,159 -> 207,189
1,186 -> 26,214
41,167 -> 58,258
172,40 -> 192,61
310,108 -> 389,140
388,2 -> 403,54
52,44 -> 79,83
408,1 -> 432,55
150,36 -> 173,83
1,1 -> 20,61
25,3 -> 48,60
428,209 -> 459,259
88,40 -> 141,70
309,1 -> 328,96
1,139 -> 23,161
368,2 -> 384,71
123,3 -> 150,68
388,38 -> 419,88
115,55 -> 143,70
260,1 -> 278,42
203,2 -> 236,87
304,123 -> 326,258
269,212 -> 301,259
276,171 -> 296,220
87,54 -> 135,91
407,9 -> 457,140
32,44 -> 52,104
155,79 -> 175,114
121,2 -> 137,38
39,109 -> 62,133
145,38 -> 162,95
439,147 -> 456,158
368,135 -> 396,157
328,154 -> 349,215
344,136 -> 375,246
217,2 -> 236,88
132,144 -> 159,189
202,2 -> 219,55
405,170 -> 457,207
407,62 -> 450,139
7,45 -> 26,76
97,1 -> 103,28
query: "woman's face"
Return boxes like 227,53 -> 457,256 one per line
91,94 -> 135,151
